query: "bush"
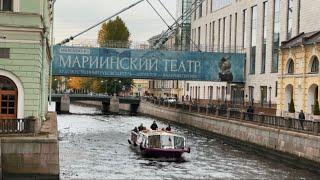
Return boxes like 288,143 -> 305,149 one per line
313,100 -> 320,115
289,98 -> 295,113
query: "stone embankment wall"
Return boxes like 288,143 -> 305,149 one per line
0,112 -> 59,179
138,101 -> 320,171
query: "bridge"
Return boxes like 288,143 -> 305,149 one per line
51,94 -> 140,114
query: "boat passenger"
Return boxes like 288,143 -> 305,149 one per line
132,127 -> 138,133
150,121 -> 158,130
165,125 -> 171,131
138,123 -> 145,131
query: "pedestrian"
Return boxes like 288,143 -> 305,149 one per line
138,123 -> 145,131
298,110 -> 305,130
166,125 -> 171,131
132,127 -> 138,133
247,106 -> 254,121
150,121 -> 158,130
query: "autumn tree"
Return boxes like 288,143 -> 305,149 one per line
96,16 -> 133,95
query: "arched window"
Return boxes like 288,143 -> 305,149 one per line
310,56 -> 319,73
287,59 -> 294,74
0,0 -> 13,11
0,76 -> 17,119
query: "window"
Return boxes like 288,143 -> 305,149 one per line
229,14 -> 232,52
261,1 -> 268,74
0,48 -> 10,59
205,24 -> 208,51
272,0 -> 281,73
242,9 -> 247,48
234,13 -> 238,52
287,59 -> 294,74
260,86 -> 268,106
249,86 -> 254,104
297,0 -> 301,34
275,81 -> 278,97
0,76 -> 17,119
250,6 -> 257,74
287,0 -> 293,39
310,56 -> 319,73
222,17 -> 226,52
194,0 -> 197,20
198,26 -> 201,48
0,0 -> 13,11
187,83 -> 190,91
199,1 -> 203,18
212,0 -> 232,11
218,19 -> 221,51
212,21 -> 215,51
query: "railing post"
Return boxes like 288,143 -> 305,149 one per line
314,122 -> 319,135
284,117 -> 291,129
206,105 -> 209,116
240,110 -> 246,121
189,104 -> 191,112
258,113 -> 264,124
216,107 -> 220,116
227,109 -> 231,120
197,105 -> 200,113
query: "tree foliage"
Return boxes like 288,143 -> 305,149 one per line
98,16 -> 130,48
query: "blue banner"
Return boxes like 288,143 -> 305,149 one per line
52,46 -> 245,82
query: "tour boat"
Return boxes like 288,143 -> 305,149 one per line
128,129 -> 190,158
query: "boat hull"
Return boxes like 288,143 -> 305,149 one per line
140,147 -> 190,158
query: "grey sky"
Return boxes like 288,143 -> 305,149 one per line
54,0 -> 176,44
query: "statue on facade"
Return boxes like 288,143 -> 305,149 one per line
219,56 -> 233,82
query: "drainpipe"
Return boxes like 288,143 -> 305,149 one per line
41,0 -> 48,121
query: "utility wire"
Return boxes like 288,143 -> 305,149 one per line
146,0 -> 171,29
153,0 -> 205,50
58,0 -> 145,45
157,0 -> 201,52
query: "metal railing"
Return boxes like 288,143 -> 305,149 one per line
144,98 -> 319,136
0,118 -> 35,134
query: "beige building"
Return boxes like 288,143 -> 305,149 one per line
131,79 -> 149,97
277,31 -> 320,119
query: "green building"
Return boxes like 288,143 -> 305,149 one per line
0,0 -> 52,126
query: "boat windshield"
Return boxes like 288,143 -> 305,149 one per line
174,136 -> 185,149
148,135 -> 161,148
161,135 -> 174,149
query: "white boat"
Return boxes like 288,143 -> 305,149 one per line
128,129 -> 190,158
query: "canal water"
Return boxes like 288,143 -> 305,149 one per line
58,104 -> 319,179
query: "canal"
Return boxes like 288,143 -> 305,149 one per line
58,104 -> 319,179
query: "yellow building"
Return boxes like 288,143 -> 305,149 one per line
131,79 -> 149,96
278,31 -> 320,120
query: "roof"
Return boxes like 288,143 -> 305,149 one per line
140,130 -> 182,137
281,31 -> 320,49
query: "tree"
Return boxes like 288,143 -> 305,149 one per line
313,100 -> 320,115
97,16 -> 133,95
289,98 -> 295,113
98,16 -> 130,48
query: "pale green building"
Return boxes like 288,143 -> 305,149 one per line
0,0 -> 52,125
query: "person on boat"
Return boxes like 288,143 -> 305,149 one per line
138,123 -> 145,131
132,127 -> 138,133
165,125 -> 171,131
150,121 -> 158,130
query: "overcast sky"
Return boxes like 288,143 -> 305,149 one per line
54,0 -> 176,44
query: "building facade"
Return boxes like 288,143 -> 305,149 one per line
188,0 -> 320,113
0,0 -> 52,121
277,31 -> 320,119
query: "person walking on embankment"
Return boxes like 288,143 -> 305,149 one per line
298,110 -> 305,130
